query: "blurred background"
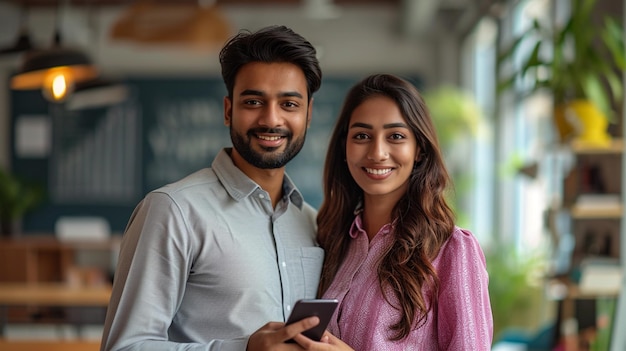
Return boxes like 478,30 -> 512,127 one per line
0,0 -> 624,350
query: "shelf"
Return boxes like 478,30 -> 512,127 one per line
570,138 -> 624,154
548,278 -> 620,300
571,203 -> 623,219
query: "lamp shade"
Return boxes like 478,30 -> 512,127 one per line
11,47 -> 99,90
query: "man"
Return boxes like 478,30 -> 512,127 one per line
101,25 -> 324,350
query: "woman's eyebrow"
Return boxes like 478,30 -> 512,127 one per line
349,122 -> 408,129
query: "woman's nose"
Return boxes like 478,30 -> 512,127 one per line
367,140 -> 389,161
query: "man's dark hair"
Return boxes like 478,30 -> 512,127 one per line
219,25 -> 322,101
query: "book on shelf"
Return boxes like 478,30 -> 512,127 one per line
575,194 -> 620,210
572,194 -> 622,217
577,257 -> 622,296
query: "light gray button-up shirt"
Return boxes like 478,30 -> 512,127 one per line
101,148 -> 323,351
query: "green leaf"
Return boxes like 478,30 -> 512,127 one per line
582,74 -> 611,121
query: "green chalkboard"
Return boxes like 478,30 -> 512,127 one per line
10,75 -> 421,233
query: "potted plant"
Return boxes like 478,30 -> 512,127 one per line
497,0 -> 625,146
423,86 -> 485,226
0,168 -> 45,236
484,242 -> 547,343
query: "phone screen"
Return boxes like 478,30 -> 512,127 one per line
285,298 -> 339,342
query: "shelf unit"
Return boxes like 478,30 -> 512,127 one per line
611,42 -> 626,348
0,235 -> 119,325
556,138 -> 623,351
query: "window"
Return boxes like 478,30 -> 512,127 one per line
462,0 -> 559,255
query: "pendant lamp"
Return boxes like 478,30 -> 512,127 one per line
0,6 -> 35,55
10,18 -> 99,103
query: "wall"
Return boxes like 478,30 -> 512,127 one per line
0,2 -> 457,233
0,1 -> 459,169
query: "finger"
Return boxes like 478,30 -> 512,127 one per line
286,316 -> 320,333
261,321 -> 286,331
283,316 -> 320,340
322,332 -> 337,342
324,333 -> 353,349
292,333 -> 314,347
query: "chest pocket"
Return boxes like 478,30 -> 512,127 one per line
285,247 -> 324,300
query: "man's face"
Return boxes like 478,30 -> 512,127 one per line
224,62 -> 312,170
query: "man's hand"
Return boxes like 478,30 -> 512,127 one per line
247,316 -> 320,351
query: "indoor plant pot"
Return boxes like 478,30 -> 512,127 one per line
0,168 -> 44,237
497,0 -> 625,145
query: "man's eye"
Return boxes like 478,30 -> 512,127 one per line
244,100 -> 262,105
283,101 -> 299,108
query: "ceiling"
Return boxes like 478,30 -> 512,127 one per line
0,0 -> 502,82
2,0 -> 496,39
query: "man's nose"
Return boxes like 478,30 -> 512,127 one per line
258,104 -> 282,128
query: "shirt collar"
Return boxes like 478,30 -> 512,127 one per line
212,148 -> 304,209
349,204 -> 394,239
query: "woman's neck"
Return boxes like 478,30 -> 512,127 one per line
361,196 -> 396,241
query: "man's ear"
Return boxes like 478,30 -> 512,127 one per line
306,98 -> 314,128
224,96 -> 232,126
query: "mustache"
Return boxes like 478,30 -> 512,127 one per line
248,128 -> 291,137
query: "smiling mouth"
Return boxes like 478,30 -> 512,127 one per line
257,135 -> 283,141
365,168 -> 392,175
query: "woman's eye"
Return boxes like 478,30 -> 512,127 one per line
390,133 -> 405,140
353,132 -> 369,140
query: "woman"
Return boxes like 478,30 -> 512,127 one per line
316,74 -> 493,350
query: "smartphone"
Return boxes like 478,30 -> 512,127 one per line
285,298 -> 339,343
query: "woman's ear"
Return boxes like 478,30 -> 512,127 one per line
413,153 -> 421,169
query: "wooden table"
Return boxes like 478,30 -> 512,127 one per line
0,283 -> 112,337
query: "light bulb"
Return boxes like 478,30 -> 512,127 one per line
41,67 -> 75,102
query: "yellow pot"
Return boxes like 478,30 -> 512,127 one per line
553,104 -> 576,142
564,99 -> 612,147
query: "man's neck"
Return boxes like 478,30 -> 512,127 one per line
229,149 -> 285,208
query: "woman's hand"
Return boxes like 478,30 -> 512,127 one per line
293,331 -> 354,351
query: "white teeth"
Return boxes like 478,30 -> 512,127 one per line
365,168 -> 392,175
258,135 -> 281,141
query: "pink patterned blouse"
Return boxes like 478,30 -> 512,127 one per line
322,215 -> 493,350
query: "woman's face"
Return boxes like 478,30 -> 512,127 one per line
345,95 -> 418,203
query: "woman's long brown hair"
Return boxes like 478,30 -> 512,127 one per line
317,74 -> 455,341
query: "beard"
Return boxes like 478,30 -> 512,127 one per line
230,126 -> 306,169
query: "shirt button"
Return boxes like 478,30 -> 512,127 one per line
286,304 -> 291,311
282,261 -> 287,267
259,193 -> 265,199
